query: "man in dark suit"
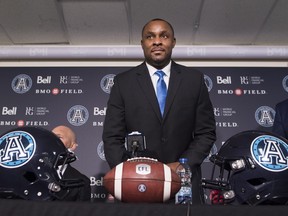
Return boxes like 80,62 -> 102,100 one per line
272,99 -> 288,139
52,125 -> 91,201
102,18 -> 216,204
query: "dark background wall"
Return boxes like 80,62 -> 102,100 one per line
0,64 -> 287,202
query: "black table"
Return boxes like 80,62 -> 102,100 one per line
0,199 -> 286,216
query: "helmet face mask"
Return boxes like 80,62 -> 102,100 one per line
202,130 -> 288,205
0,126 -> 82,200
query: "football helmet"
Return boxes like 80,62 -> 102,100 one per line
202,130 -> 288,205
0,126 -> 83,200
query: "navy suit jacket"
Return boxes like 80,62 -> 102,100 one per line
103,61 -> 216,204
273,99 -> 288,140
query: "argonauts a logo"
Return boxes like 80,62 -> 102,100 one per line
0,131 -> 36,168
100,74 -> 115,94
11,74 -> 32,94
204,74 -> 213,92
254,106 -> 275,127
251,135 -> 288,172
67,105 -> 89,126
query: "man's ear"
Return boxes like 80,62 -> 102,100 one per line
172,38 -> 176,48
69,142 -> 78,151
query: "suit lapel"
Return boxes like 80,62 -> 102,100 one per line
136,63 -> 163,121
163,62 -> 182,119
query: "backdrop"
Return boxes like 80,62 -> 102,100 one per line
0,65 -> 288,202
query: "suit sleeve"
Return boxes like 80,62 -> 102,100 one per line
272,103 -> 286,139
102,75 -> 128,168
181,73 -> 216,168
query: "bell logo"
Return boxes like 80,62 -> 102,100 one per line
94,107 -> 106,116
2,107 -> 17,115
217,76 -> 232,84
37,76 -> 51,84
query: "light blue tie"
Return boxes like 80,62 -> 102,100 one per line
155,70 -> 167,116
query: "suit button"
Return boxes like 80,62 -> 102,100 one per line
161,138 -> 166,142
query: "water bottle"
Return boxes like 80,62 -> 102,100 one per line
175,158 -> 192,204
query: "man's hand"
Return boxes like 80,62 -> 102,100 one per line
167,162 -> 180,173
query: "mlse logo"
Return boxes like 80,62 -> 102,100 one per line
37,76 -> 51,84
2,107 -> 17,115
217,76 -> 232,84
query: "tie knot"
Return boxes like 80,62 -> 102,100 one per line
155,70 -> 165,78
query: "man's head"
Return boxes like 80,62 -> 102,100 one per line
52,125 -> 78,151
141,18 -> 176,69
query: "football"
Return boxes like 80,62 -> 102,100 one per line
103,157 -> 181,203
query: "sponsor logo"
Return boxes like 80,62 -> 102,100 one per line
17,120 -> 49,127
107,48 -> 127,56
29,47 -> 48,56
37,76 -> 51,84
0,131 -> 36,168
90,176 -> 104,187
100,74 -> 115,94
266,47 -> 287,57
94,107 -> 106,116
59,76 -> 83,84
0,121 -> 17,126
2,107 -> 17,115
214,107 -> 236,117
35,88 -> 83,94
11,74 -> 32,94
216,76 -> 232,84
67,105 -> 89,126
240,76 -> 264,85
92,121 -> 104,127
255,106 -> 275,127
136,164 -> 151,175
217,88 -> 266,95
251,135 -> 288,172
91,193 -> 107,199
216,122 -> 238,127
186,47 -> 206,56
25,107 -> 49,116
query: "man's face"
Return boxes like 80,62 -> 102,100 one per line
52,126 -> 77,150
141,20 -> 176,69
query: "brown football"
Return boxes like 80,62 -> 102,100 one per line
103,157 -> 181,203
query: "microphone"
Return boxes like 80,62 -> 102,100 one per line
131,140 -> 139,157
125,131 -> 159,159
125,131 -> 146,158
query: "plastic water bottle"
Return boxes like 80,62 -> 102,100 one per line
175,158 -> 192,204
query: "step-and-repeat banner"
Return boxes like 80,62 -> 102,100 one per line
0,65 -> 287,201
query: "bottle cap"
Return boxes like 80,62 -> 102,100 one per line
179,158 -> 188,163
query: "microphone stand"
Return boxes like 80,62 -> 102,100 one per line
131,140 -> 139,158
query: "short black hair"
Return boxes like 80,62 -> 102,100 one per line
141,18 -> 175,37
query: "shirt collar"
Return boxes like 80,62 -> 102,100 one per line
146,61 -> 171,77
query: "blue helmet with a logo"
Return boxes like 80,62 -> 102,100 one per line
0,126 -> 81,200
202,130 -> 288,205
